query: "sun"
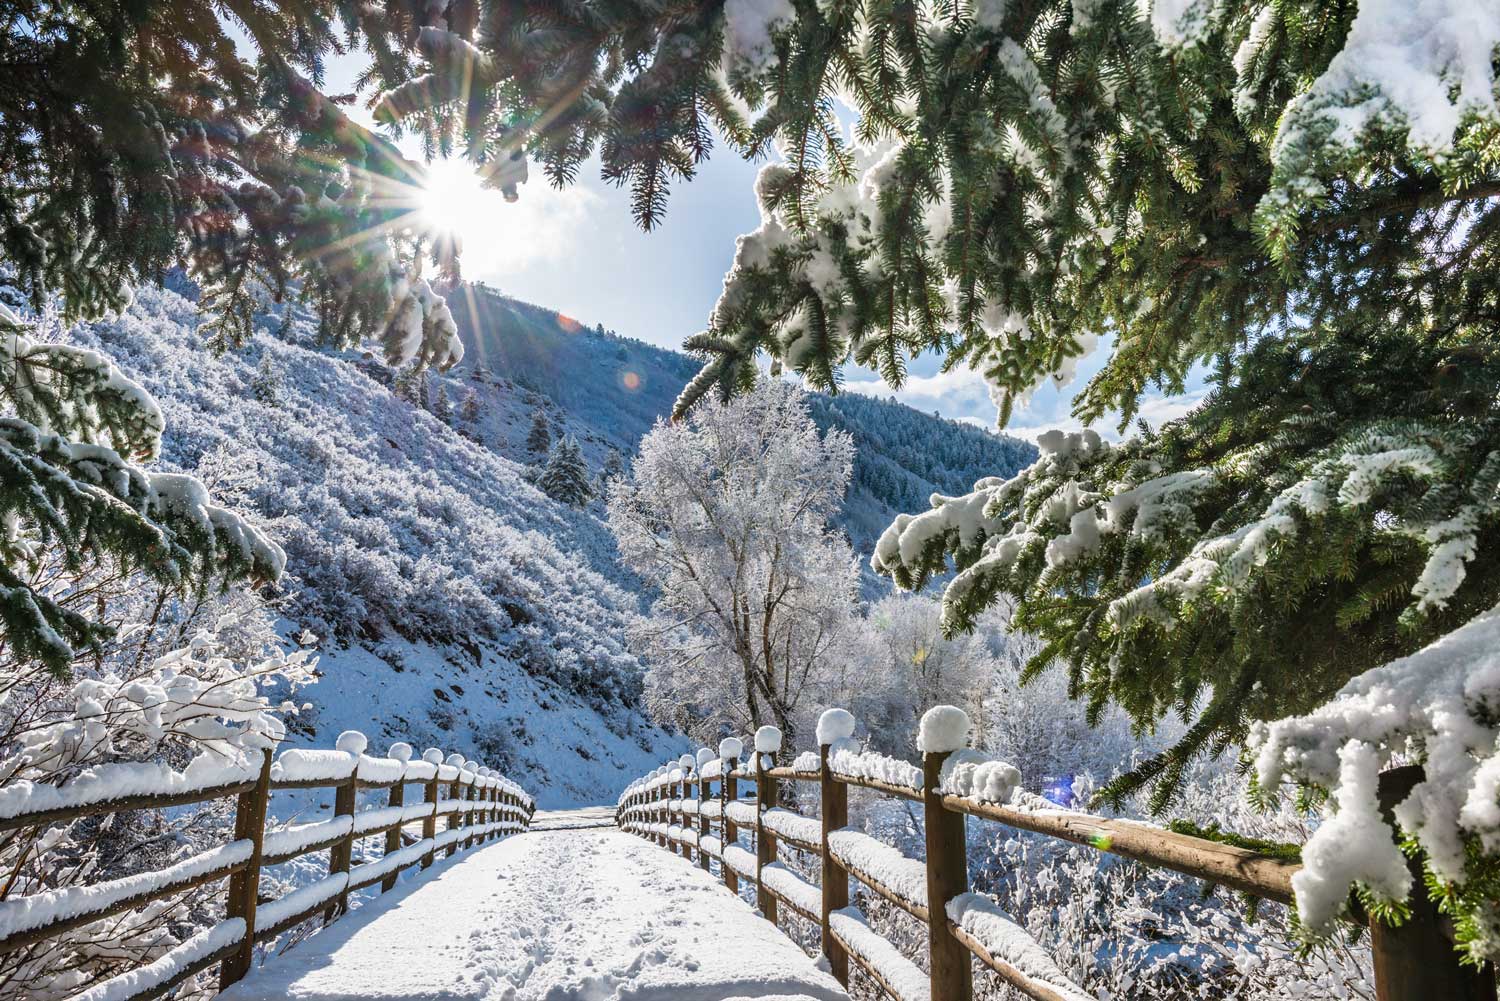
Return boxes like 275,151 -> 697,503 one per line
418,158 -> 496,246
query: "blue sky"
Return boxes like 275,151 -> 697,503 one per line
327,54 -> 1205,441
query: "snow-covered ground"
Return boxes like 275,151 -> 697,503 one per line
222,827 -> 848,1001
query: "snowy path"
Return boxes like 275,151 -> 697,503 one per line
221,827 -> 848,1001
528,806 -> 617,831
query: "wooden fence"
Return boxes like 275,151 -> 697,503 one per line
615,707 -> 1493,1001
0,731 -> 533,1001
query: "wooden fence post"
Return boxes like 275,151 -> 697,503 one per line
382,776 -> 405,892
820,740 -> 850,986
1370,766 -> 1496,1001
923,747 -> 973,1001
699,772 -> 712,872
445,754 -> 464,858
723,768 -> 739,895
423,759 -> 438,870
755,743 -> 779,925
218,747 -> 272,989
326,771 -> 359,922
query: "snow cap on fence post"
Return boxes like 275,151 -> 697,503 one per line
696,747 -> 715,770
463,759 -> 479,773
446,753 -> 465,767
423,747 -> 444,764
815,708 -> 856,746
718,737 -> 743,761
388,742 -> 413,762
336,730 -> 367,756
754,726 -> 782,753
918,705 -> 970,753
678,753 -> 696,772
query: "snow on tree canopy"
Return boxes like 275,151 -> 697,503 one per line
754,726 -> 783,753
1252,603 -> 1500,956
918,705 -> 970,753
815,708 -> 856,746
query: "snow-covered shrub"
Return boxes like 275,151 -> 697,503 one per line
0,616 -> 314,1000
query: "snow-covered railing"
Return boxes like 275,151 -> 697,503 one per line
0,730 -> 533,1001
615,706 -> 1313,1001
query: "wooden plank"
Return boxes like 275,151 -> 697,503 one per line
827,844 -> 929,923
940,795 -> 1299,904
828,924 -> 917,1001
756,750 -> 779,925
0,780 -> 256,833
0,856 -> 247,954
949,919 -> 1084,1001
1369,766 -> 1496,1001
326,775 -> 359,922
381,778 -> 406,892
831,772 -> 922,803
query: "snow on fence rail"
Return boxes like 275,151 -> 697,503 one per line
0,730 -> 534,1001
614,706 -> 1466,1001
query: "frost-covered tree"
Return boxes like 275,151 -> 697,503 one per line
251,352 -> 282,405
526,408 -> 552,457
539,436 -> 593,507
854,594 -> 988,754
607,380 -> 860,742
1,1 -> 469,371
460,388 -> 481,423
432,381 -> 452,423
600,448 -> 626,489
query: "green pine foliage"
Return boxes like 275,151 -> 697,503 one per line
526,409 -> 552,457
539,436 -> 594,507
0,307 -> 283,676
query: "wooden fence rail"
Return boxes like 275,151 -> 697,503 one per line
614,706 -> 1493,1001
0,731 -> 534,1001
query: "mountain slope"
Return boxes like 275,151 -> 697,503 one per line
62,284 -> 683,806
447,284 -> 1037,552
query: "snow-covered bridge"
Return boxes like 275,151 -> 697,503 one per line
219,822 -> 848,1001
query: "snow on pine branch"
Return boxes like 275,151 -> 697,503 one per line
874,423 -> 1499,637
1252,604 -> 1500,958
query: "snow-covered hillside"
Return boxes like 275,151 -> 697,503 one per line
56,284 -> 683,806
47,280 -> 1029,805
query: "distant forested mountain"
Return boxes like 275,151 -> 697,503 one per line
448,283 -> 1036,552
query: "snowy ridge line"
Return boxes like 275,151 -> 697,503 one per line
722,844 -> 758,879
826,829 -> 929,919
725,801 -> 757,826
946,894 -> 1097,1001
829,906 -> 932,1001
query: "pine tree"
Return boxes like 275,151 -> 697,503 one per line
600,448 -> 626,489
394,366 -> 423,406
251,354 -> 281,405
431,382 -> 451,423
460,388 -> 481,423
525,409 -> 552,457
539,436 -> 594,507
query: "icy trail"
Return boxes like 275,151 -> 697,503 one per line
220,819 -> 848,1001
